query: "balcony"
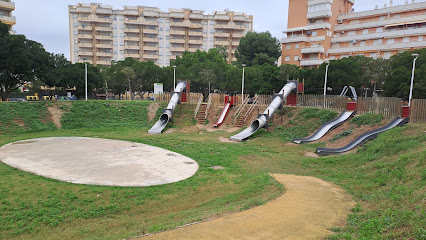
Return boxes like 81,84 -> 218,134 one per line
301,45 -> 325,54
96,35 -> 113,40
170,30 -> 186,35
285,22 -> 332,33
144,46 -> 159,51
96,60 -> 112,66
170,12 -> 185,18
189,13 -> 204,19
214,32 -> 230,37
78,51 -> 93,56
170,21 -> 202,28
280,35 -> 325,44
0,15 -> 15,25
188,48 -> 199,53
188,31 -> 203,36
78,43 -> 93,48
214,15 -> 230,21
77,59 -> 94,64
143,54 -> 159,59
232,41 -> 240,46
78,25 -> 92,31
124,28 -> 139,33
95,43 -> 113,49
215,23 -> 245,30
95,26 -> 112,32
214,40 -> 230,45
308,0 -> 333,5
307,10 -> 332,20
144,29 -> 159,34
328,41 -> 426,54
188,39 -> 203,45
338,2 -> 426,21
77,34 -> 93,39
78,16 -> 112,23
124,36 -> 140,41
169,56 -> 177,60
300,59 -> 324,66
335,14 -> 426,32
96,52 -> 112,57
0,0 -> 15,10
124,53 -> 140,58
232,33 -> 244,38
124,45 -> 140,50
123,9 -> 138,16
331,27 -> 426,43
170,47 -> 185,52
170,38 -> 185,43
124,18 -> 158,26
143,37 -> 158,43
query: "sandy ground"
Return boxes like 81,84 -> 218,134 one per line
148,102 -> 160,122
47,106 -> 64,129
138,174 -> 356,240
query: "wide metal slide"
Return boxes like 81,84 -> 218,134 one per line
148,81 -> 186,134
230,81 -> 297,141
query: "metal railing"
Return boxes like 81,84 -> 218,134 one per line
205,95 -> 212,120
233,96 -> 250,122
244,96 -> 259,122
193,96 -> 203,118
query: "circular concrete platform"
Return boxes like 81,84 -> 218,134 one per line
0,137 -> 199,187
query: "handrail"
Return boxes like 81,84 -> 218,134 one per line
233,96 -> 249,117
194,96 -> 203,118
244,97 -> 259,122
205,94 -> 212,120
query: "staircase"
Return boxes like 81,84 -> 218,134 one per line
196,104 -> 208,124
235,105 -> 258,128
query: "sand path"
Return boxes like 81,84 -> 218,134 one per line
138,174 -> 355,240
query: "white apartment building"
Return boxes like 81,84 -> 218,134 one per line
0,0 -> 15,34
69,3 -> 253,67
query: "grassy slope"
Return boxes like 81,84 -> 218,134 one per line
0,102 -> 424,240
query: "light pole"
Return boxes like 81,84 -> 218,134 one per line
85,63 -> 88,101
409,53 -> 419,106
323,60 -> 330,108
173,65 -> 176,91
242,64 -> 246,104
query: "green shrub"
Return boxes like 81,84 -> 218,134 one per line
330,128 -> 353,142
351,113 -> 384,126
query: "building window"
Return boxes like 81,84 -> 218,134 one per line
403,37 -> 409,43
376,27 -> 383,33
286,44 -> 291,49
312,31 -> 317,37
380,16 -> 386,20
348,31 -> 355,36
360,41 -> 366,46
363,29 -> 368,34
393,14 -> 400,19
308,3 -> 331,13
383,52 -> 392,59
419,36 -> 423,41
387,38 -> 395,44
329,55 -> 336,60
295,43 -> 299,49
285,56 -> 290,61
373,39 -> 382,45
294,55 -> 299,61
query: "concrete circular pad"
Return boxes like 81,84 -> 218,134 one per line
0,137 -> 199,187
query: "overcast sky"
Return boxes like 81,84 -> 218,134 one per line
13,0 -> 424,59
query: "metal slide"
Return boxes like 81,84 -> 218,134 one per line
213,103 -> 231,127
316,116 -> 409,156
230,81 -> 297,141
148,81 -> 186,134
293,110 -> 356,144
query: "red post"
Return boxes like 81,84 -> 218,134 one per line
346,101 -> 357,111
402,106 -> 410,118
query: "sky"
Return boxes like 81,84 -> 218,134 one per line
13,0 -> 424,60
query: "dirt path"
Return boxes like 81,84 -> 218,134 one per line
138,174 -> 355,240
47,106 -> 64,129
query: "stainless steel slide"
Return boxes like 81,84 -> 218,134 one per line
148,81 -> 186,134
316,116 -> 409,156
230,81 -> 297,141
293,110 -> 356,144
213,103 -> 231,127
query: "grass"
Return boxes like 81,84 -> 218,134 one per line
330,128 -> 354,142
0,102 -> 424,240
350,113 -> 384,126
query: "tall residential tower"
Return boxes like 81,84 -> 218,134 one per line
0,0 -> 15,34
69,3 -> 253,67
281,0 -> 426,67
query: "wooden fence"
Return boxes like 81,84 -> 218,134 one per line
296,94 -> 347,111
410,99 -> 426,123
356,97 -> 402,118
155,92 -> 202,105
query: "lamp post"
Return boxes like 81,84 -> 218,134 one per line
323,60 -> 330,108
173,65 -> 176,91
85,63 -> 88,101
242,64 -> 246,104
409,53 -> 419,106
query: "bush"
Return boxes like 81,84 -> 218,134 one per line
350,113 -> 384,126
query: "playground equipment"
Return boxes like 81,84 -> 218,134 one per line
230,81 -> 297,141
213,96 -> 236,127
316,116 -> 409,156
148,81 -> 186,134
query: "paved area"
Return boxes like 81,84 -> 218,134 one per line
0,137 -> 198,187
139,174 -> 356,240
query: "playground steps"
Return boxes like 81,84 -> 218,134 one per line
196,104 -> 208,124
235,105 -> 258,128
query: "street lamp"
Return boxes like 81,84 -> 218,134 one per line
323,60 -> 330,108
85,63 -> 88,101
409,53 -> 419,106
242,64 -> 246,104
173,65 -> 176,91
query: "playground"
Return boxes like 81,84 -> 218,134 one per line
0,85 -> 425,239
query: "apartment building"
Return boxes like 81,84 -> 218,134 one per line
69,3 -> 253,67
281,0 -> 426,67
0,0 -> 15,34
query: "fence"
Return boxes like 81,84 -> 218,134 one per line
296,94 -> 347,112
356,97 -> 402,118
410,99 -> 426,123
156,92 -> 202,105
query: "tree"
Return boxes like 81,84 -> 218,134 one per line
121,67 -> 135,100
235,31 -> 281,67
215,45 -> 228,62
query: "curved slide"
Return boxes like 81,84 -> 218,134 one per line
230,81 -> 297,141
213,103 -> 231,127
148,82 -> 186,134
293,110 -> 356,144
316,116 -> 409,156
